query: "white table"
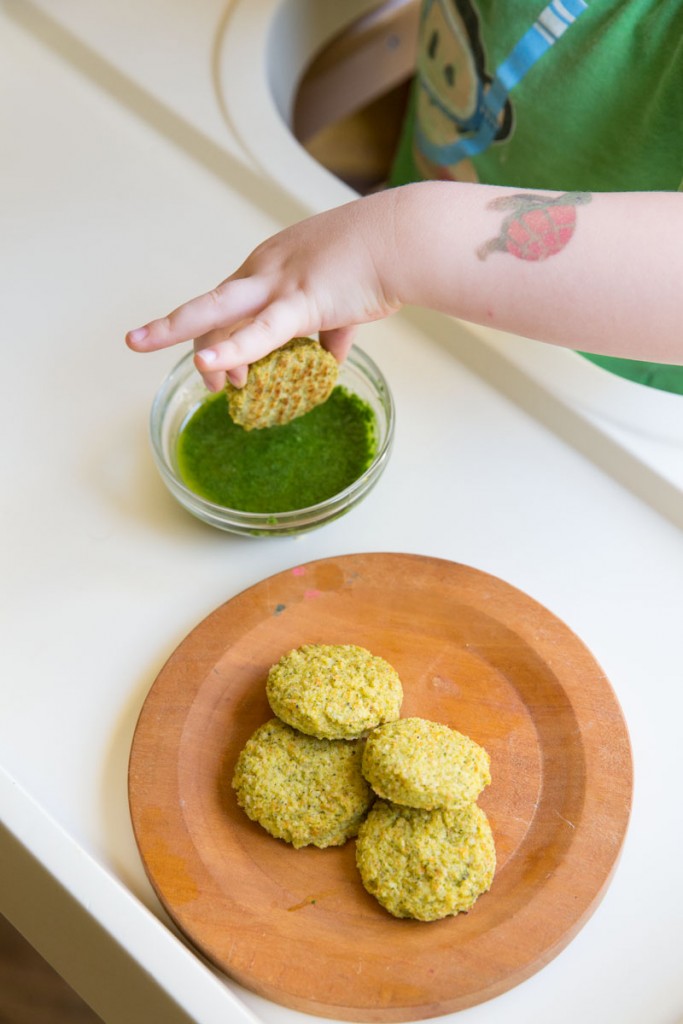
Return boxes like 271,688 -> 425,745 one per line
2,3 -> 683,1023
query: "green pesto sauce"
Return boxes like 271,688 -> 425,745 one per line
177,387 -> 378,513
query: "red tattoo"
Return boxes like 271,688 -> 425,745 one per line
478,191 -> 592,262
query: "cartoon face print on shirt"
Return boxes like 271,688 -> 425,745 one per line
414,0 -> 513,182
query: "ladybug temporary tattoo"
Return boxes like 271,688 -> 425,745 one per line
477,191 -> 592,262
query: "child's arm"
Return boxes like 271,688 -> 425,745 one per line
126,181 -> 683,391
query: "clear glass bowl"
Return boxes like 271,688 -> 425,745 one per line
149,346 -> 395,536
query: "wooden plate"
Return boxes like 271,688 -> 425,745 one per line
128,553 -> 632,1021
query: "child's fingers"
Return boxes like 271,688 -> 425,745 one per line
200,367 -> 228,393
125,277 -> 267,352
194,297 -> 308,374
320,326 -> 357,363
193,362 -> 256,393
192,320 -> 250,352
227,365 -> 249,388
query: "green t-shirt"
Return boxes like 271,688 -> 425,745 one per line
390,0 -> 683,394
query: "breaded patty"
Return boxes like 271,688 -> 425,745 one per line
356,800 -> 496,920
225,336 -> 338,430
266,643 -> 403,740
231,718 -> 373,848
361,717 -> 491,810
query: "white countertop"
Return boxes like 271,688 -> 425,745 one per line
2,3 -> 683,1024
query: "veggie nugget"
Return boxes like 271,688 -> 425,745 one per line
356,800 -> 496,920
231,718 -> 373,848
266,643 -> 403,740
362,717 -> 491,810
225,336 -> 338,430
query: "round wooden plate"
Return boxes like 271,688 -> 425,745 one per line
128,553 -> 632,1021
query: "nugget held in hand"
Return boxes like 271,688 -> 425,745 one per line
362,717 -> 491,810
232,718 -> 373,848
225,336 -> 338,430
266,643 -> 403,740
356,800 -> 496,920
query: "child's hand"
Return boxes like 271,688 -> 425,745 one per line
125,192 -> 402,391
